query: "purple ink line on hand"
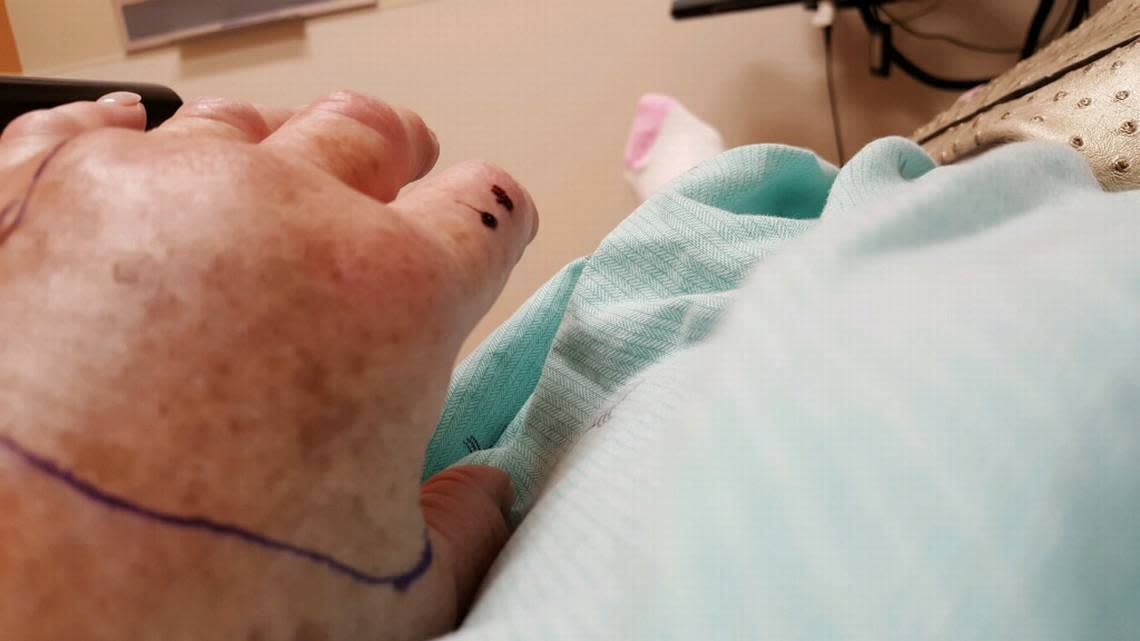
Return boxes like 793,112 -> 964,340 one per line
0,200 -> 16,229
0,433 -> 431,591
0,141 -> 70,246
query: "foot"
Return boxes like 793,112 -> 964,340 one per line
623,94 -> 726,202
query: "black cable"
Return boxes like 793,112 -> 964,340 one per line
822,25 -> 846,164
888,0 -> 946,22
889,46 -> 992,89
1046,0 -> 1078,41
1021,0 -> 1056,59
879,5 -> 1021,55
1043,0 -> 1087,41
858,6 -> 994,91
1067,0 -> 1090,31
1029,0 -> 1089,48
858,0 -> 1089,91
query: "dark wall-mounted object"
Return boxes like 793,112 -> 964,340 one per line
116,0 -> 375,51
672,0 -> 884,19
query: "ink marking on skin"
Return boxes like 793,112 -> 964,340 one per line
0,200 -> 16,230
456,199 -> 499,231
490,185 -> 514,212
0,141 -> 69,247
0,433 -> 431,590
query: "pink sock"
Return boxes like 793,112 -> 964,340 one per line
623,94 -> 726,202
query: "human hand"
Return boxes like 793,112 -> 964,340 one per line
0,90 -> 536,640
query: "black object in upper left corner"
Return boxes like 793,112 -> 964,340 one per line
0,76 -> 183,131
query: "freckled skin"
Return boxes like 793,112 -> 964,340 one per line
0,100 -> 535,641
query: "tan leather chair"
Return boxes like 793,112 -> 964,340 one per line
915,0 -> 1140,191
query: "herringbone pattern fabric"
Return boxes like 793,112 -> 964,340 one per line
423,144 -> 838,520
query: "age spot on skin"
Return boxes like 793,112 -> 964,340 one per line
112,262 -> 141,285
294,621 -> 331,641
112,253 -> 159,286
490,184 -> 514,212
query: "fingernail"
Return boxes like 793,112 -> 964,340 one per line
98,91 -> 143,107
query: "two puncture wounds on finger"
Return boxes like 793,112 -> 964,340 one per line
477,184 -> 515,231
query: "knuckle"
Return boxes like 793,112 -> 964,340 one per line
49,130 -> 145,191
2,109 -> 76,139
179,97 -> 270,138
82,129 -> 259,196
316,90 -> 408,142
396,107 -> 430,139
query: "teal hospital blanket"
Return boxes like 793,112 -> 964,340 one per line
428,137 -> 1140,640
424,143 -> 838,521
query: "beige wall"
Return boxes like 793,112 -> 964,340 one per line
7,0 -> 1103,356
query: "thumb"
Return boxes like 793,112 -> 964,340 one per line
419,465 -> 514,621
